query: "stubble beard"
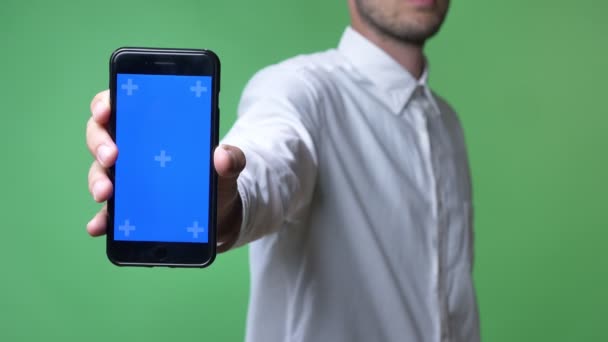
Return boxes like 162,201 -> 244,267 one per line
355,0 -> 448,47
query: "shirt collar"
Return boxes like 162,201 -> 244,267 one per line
337,26 -> 435,114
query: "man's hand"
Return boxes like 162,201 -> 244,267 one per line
85,90 -> 245,252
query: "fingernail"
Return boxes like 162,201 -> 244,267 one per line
93,100 -> 106,118
97,144 -> 111,166
92,181 -> 103,201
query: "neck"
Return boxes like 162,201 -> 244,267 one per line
350,23 -> 426,80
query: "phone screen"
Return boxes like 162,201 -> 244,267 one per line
113,73 -> 212,243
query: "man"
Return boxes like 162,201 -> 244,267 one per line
86,0 -> 480,341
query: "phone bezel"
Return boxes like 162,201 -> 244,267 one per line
106,48 -> 220,268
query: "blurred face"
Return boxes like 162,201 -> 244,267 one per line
353,0 -> 450,45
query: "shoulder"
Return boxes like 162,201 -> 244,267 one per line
240,49 -> 345,108
431,90 -> 457,116
431,90 -> 465,128
431,90 -> 471,147
236,50 -> 345,133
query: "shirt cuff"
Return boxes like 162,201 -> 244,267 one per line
230,176 -> 252,249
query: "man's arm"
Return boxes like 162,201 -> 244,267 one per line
221,65 -> 320,249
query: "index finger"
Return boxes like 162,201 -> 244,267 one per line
90,90 -> 110,125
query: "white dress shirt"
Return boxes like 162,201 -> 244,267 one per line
222,27 -> 480,342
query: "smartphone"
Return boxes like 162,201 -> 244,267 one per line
107,48 -> 220,267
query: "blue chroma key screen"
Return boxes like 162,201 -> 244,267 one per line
114,73 -> 212,243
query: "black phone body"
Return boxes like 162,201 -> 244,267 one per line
107,48 -> 220,267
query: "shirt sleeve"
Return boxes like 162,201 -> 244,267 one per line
221,64 -> 320,248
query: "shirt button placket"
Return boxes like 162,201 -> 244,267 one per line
419,89 -> 450,342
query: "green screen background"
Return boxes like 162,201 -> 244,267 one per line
1,1 -> 605,341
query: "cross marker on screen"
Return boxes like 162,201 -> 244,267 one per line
187,221 -> 205,238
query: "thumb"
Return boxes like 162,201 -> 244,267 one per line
214,144 -> 246,178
